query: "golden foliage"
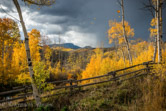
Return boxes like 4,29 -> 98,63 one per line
81,42 -> 160,84
108,20 -> 134,46
0,18 -> 20,84
81,48 -> 130,83
149,18 -> 157,38
149,17 -> 162,39
28,29 -> 41,61
14,29 -> 42,84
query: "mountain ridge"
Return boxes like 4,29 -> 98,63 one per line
49,43 -> 81,49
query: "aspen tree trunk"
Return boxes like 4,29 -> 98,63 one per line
121,48 -> 126,67
153,36 -> 157,62
13,0 -> 41,107
157,0 -> 162,62
159,0 -> 163,58
153,1 -> 157,62
121,0 -> 133,65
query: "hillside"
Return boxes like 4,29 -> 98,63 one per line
49,43 -> 81,49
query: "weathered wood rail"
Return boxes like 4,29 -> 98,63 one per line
0,61 -> 155,109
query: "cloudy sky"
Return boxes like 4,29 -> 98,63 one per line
0,0 -> 166,47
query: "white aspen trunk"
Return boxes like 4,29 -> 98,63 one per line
153,36 -> 157,62
121,48 -> 126,67
153,2 -> 157,62
157,0 -> 162,63
13,0 -> 41,107
121,0 -> 133,65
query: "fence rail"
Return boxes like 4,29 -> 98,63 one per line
0,61 -> 155,109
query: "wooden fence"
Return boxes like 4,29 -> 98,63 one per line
0,61 -> 155,109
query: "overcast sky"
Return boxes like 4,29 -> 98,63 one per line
0,0 -> 166,47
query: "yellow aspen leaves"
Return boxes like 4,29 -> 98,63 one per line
149,18 -> 157,38
0,18 -> 20,84
108,20 -> 134,45
28,29 -> 41,62
15,29 -> 43,84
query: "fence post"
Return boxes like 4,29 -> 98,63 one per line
143,62 -> 150,74
112,71 -> 116,79
109,71 -> 120,85
70,79 -> 73,95
108,71 -> 118,84
108,71 -> 117,80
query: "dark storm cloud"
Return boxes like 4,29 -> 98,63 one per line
1,0 -> 166,47
33,0 -> 155,47
26,0 -> 93,36
35,0 -> 89,18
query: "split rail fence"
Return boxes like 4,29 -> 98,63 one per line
0,61 -> 155,109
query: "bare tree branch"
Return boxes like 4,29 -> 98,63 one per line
140,0 -> 156,17
117,0 -> 122,6
22,0 -> 55,6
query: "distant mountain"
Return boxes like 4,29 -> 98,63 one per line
83,46 -> 93,49
49,43 -> 81,49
